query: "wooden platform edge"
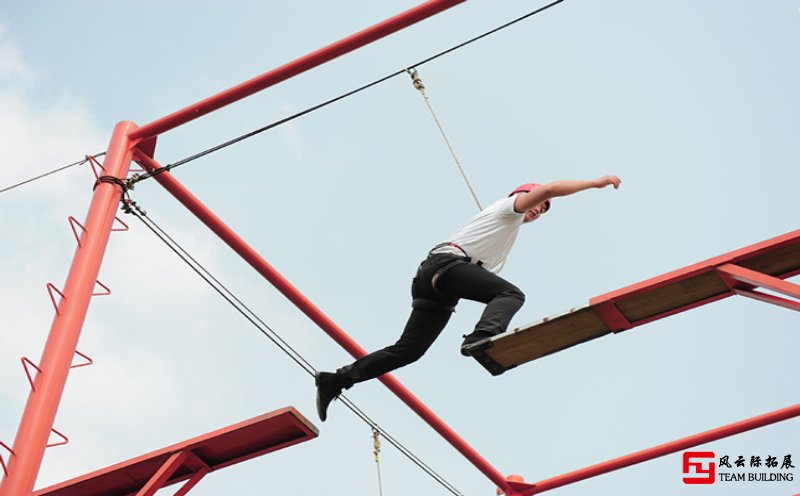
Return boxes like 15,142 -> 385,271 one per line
467,230 -> 800,375
467,304 -> 608,375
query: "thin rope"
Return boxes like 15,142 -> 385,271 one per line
408,69 -> 482,210
131,0 -> 565,184
0,152 -> 106,194
123,200 -> 463,496
373,428 -> 384,496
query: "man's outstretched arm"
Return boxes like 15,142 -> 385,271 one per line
514,175 -> 621,213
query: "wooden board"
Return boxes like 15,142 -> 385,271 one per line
469,305 -> 610,375
467,230 -> 800,375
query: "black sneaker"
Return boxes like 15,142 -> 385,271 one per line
315,371 -> 343,422
460,331 -> 494,356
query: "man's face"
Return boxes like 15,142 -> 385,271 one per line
522,202 -> 548,223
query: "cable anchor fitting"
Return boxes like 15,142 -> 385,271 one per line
407,68 -> 426,93
372,428 -> 381,462
122,197 -> 147,217
125,173 -> 141,191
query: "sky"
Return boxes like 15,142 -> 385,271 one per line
0,1 -> 798,495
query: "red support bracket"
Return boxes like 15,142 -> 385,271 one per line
173,451 -> 211,496
21,357 -> 42,391
70,350 -> 94,369
87,152 -> 144,178
22,351 -> 92,389
68,216 -> 86,248
0,441 -> 14,478
590,300 -> 633,333
112,216 -> 129,232
732,288 -> 800,312
92,280 -> 111,297
717,263 -> 800,299
131,137 -> 157,166
0,441 -> 16,477
86,154 -> 105,180
716,264 -> 800,312
135,450 -> 189,496
172,466 -> 210,496
46,283 -> 65,316
46,429 -> 69,449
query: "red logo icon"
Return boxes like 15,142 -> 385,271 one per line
683,451 -> 716,484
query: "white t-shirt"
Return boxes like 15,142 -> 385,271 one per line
431,196 -> 525,271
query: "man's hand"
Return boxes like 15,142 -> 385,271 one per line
594,175 -> 621,189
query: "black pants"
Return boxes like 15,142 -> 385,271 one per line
337,253 -> 525,386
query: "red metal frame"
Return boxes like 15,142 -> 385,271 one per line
590,229 -> 800,331
33,407 -> 318,496
717,263 -> 800,311
2,1 -> 795,494
0,3 -> 470,495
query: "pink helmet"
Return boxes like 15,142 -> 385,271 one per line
508,183 -> 551,212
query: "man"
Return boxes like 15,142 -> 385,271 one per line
315,175 -> 622,421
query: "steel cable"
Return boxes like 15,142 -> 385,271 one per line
125,202 -> 463,496
133,0 -> 565,183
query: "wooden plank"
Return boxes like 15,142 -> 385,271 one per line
614,237 -> 800,324
616,271 -> 730,322
737,241 -> 800,277
469,230 -> 800,375
469,305 -> 610,375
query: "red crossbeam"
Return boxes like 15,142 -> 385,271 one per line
590,229 -> 800,331
129,0 -> 465,142
514,404 -> 800,495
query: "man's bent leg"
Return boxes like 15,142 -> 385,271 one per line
436,263 -> 525,353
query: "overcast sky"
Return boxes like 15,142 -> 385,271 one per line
1,1 -> 798,495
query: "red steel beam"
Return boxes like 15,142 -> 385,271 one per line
717,263 -> 800,301
732,288 -> 800,312
592,230 -> 800,304
133,152 -> 517,495
128,0 -> 465,141
0,121 -> 137,496
523,404 -> 800,495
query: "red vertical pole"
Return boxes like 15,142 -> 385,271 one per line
133,153 -> 517,494
0,121 -> 137,496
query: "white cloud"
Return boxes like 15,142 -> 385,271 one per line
0,24 -> 33,85
0,26 -> 319,492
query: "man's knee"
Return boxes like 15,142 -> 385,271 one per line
506,286 -> 525,305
